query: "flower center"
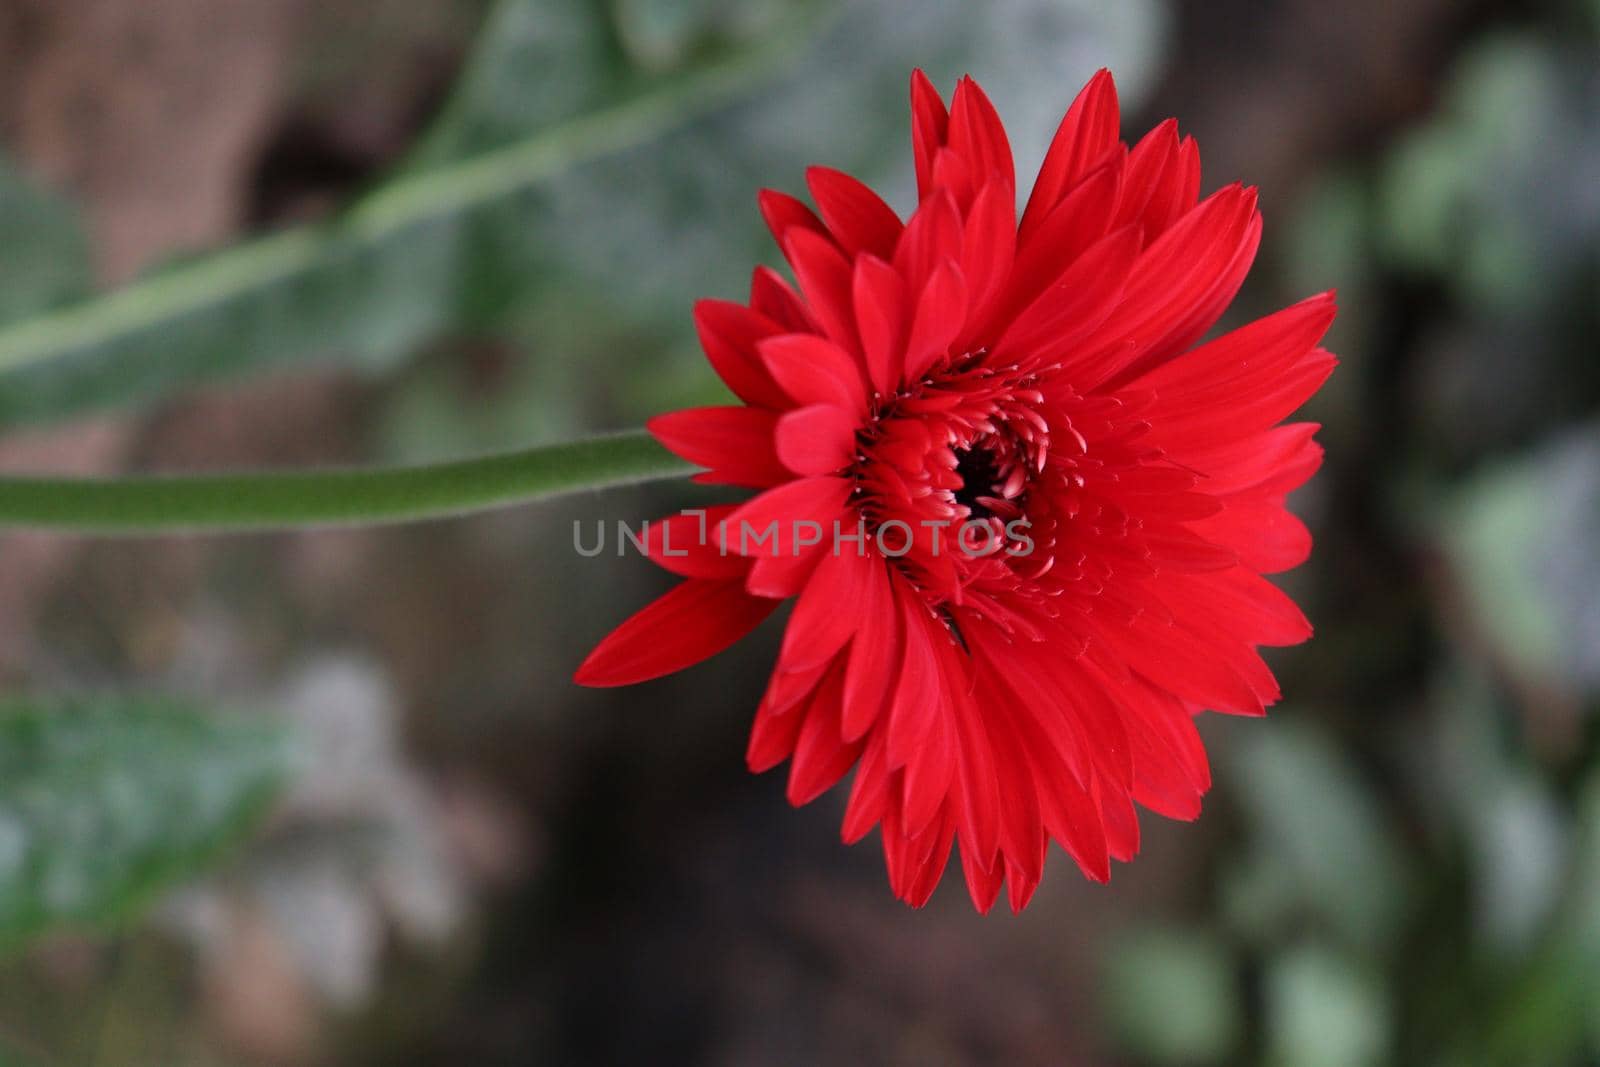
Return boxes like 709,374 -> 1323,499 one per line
951,436 -> 1029,523
851,361 -> 1063,607
953,445 -> 1001,518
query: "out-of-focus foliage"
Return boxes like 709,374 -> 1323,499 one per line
1378,36 -> 1597,315
0,1 -> 802,428
1102,927 -> 1239,1064
0,0 -> 1165,435
0,155 -> 90,328
1222,722 -> 1411,952
0,697 -> 292,952
1264,945 -> 1389,1067
1446,425 -> 1600,694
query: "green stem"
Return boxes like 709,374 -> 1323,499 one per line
0,430 -> 691,535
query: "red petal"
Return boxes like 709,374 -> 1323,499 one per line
981,701 -> 1047,894
693,299 -> 789,410
853,255 -> 908,396
957,179 -> 1017,343
782,228 -> 861,355
1098,774 -> 1143,863
749,266 -> 816,333
746,549 -> 827,600
910,69 -> 951,201
775,404 -> 859,476
806,166 -> 903,259
1110,118 -> 1179,235
759,333 -> 868,413
1020,68 -> 1120,242
991,158 -> 1120,330
647,407 -> 789,488
723,474 -> 852,561
903,259 -> 968,382
1179,422 -> 1324,496
780,548 -> 877,671
1094,614 -> 1265,717
1155,568 -> 1312,648
759,653 -> 834,719
747,688 -> 807,772
958,836 -> 1004,913
1132,293 -> 1337,440
644,504 -> 749,578
1188,498 -> 1314,574
885,588 -> 942,770
902,814 -> 957,908
930,147 -> 977,208
1079,184 -> 1262,388
994,224 -> 1141,366
841,558 -> 899,742
893,190 -> 963,291
901,699 -> 955,838
1140,134 -> 1202,241
942,636 -> 1001,871
575,579 -> 777,687
758,188 -> 828,248
787,664 -> 863,805
841,728 -> 889,842
946,76 -> 1014,204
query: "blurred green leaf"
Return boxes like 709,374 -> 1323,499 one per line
404,0 -> 629,169
0,696 -> 292,952
1443,423 -> 1600,694
1414,665 -> 1571,958
1286,172 -> 1370,319
1102,927 -> 1240,1065
0,1 -> 825,430
1378,33 -> 1599,315
1565,775 -> 1600,1056
0,154 -> 91,328
1469,769 -> 1600,1067
1265,945 -> 1389,1067
1222,720 -> 1410,951
1474,776 -> 1569,956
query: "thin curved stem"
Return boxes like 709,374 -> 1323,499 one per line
0,430 -> 691,535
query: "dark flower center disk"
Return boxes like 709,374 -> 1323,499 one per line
953,444 -> 1004,520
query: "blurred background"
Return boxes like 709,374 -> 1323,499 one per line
0,0 -> 1596,1063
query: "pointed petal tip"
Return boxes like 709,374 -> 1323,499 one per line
570,662 -> 607,688
1007,875 -> 1040,914
572,653 -> 632,689
1082,68 -> 1119,109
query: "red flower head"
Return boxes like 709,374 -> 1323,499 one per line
577,69 -> 1336,912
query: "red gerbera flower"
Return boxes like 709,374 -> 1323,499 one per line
576,69 -> 1336,912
